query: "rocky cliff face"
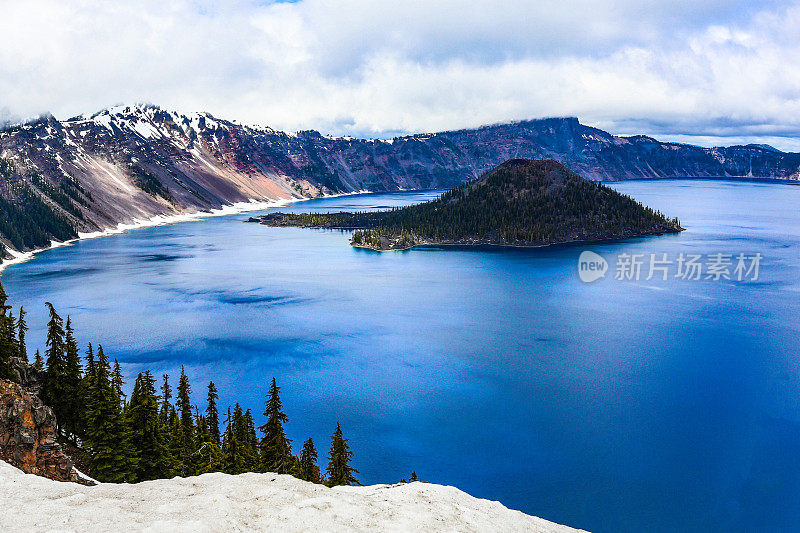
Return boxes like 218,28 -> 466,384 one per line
0,105 -> 798,254
0,377 -> 93,485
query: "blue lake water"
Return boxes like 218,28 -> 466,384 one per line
2,180 -> 800,532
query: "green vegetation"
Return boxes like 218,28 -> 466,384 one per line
257,159 -> 682,250
0,284 -> 13,380
0,157 -> 16,179
0,180 -> 78,251
31,173 -> 85,221
128,163 -> 175,204
325,421 -> 360,487
0,281 -> 359,486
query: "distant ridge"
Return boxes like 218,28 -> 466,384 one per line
0,104 -> 796,255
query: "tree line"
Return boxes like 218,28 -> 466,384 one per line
0,281 -> 358,486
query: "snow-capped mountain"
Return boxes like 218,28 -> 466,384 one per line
0,104 -> 798,255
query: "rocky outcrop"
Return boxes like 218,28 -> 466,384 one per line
0,104 -> 799,253
0,379 -> 93,485
8,357 -> 45,398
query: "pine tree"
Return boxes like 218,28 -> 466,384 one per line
206,381 -> 220,445
127,371 -> 169,481
16,306 -> 27,362
176,366 -> 194,475
325,422 -> 359,487
111,359 -> 125,406
33,349 -> 44,370
233,404 -> 259,471
84,343 -> 96,382
0,283 -> 15,380
44,302 -> 68,433
159,374 -> 172,425
167,410 -> 184,476
84,345 -> 136,482
78,343 -> 97,442
191,410 -> 223,475
222,407 -> 248,475
299,437 -> 322,483
243,409 -> 259,453
258,377 -> 293,474
63,317 -> 83,440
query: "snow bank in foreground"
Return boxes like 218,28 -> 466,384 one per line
0,461 -> 582,532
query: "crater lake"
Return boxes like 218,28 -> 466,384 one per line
2,180 -> 799,532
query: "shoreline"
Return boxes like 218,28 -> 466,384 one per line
351,229 -> 684,252
0,190 -> 369,274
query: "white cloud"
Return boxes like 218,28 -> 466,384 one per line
0,0 -> 799,149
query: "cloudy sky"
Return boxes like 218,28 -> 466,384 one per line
1,0 -> 800,149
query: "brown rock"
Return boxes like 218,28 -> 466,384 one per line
0,379 -> 94,485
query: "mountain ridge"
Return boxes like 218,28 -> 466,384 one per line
0,104 -> 797,255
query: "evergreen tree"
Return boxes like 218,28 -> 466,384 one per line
63,317 -> 83,440
192,410 -> 223,475
243,408 -> 259,453
83,343 -> 96,382
176,366 -> 194,475
258,377 -> 293,474
16,306 -> 27,362
127,371 -> 169,481
299,437 -> 322,483
206,381 -> 220,445
44,302 -> 68,432
84,345 -> 135,482
111,359 -> 125,406
222,407 -> 247,474
159,374 -> 172,425
167,411 -> 184,476
233,404 -> 259,471
325,422 -> 359,487
33,349 -> 43,370
78,343 -> 97,442
0,283 -> 15,380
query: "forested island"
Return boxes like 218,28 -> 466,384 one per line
250,159 -> 683,250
